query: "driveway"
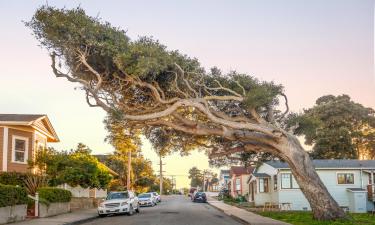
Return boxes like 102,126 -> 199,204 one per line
82,195 -> 242,225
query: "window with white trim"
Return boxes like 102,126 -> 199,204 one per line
235,178 -> 241,191
337,173 -> 354,184
12,136 -> 28,163
259,178 -> 269,193
281,173 -> 299,189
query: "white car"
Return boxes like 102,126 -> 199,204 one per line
138,193 -> 157,206
151,192 -> 161,202
98,191 -> 139,217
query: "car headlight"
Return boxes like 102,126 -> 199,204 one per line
121,201 -> 128,206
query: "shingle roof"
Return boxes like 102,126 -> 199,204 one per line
230,166 -> 253,176
265,160 -> 375,169
252,173 -> 271,178
0,114 -> 45,122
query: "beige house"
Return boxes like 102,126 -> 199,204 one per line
229,166 -> 254,197
0,114 -> 59,173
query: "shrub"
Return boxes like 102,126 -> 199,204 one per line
0,172 -> 27,187
38,187 -> 72,204
0,184 -> 28,207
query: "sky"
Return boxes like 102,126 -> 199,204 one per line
0,0 -> 374,188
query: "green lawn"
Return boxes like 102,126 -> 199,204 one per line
257,211 -> 375,225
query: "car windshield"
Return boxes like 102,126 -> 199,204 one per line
138,193 -> 151,198
106,192 -> 129,200
196,192 -> 206,196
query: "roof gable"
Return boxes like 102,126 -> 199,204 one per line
230,166 -> 253,176
0,114 -> 59,142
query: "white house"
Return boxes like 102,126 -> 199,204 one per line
247,160 -> 375,213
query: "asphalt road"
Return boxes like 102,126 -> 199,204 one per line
82,195 -> 242,225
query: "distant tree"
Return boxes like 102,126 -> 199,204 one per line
188,167 -> 203,188
288,95 -> 375,159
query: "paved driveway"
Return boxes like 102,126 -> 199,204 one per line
82,195 -> 242,225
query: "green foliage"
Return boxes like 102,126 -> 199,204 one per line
288,95 -> 375,159
258,211 -> 373,225
0,172 -> 27,187
188,167 -> 203,188
37,187 -> 72,204
29,144 -> 113,189
0,184 -> 28,207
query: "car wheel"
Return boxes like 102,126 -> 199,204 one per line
135,205 -> 140,213
98,214 -> 106,218
128,205 -> 134,216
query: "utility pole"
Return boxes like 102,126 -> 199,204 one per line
158,155 -> 165,195
127,149 -> 131,190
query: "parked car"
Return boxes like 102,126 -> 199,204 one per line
98,191 -> 139,217
188,187 -> 197,199
192,192 -> 207,203
138,193 -> 157,207
152,192 -> 161,202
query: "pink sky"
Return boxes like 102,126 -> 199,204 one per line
0,0 -> 374,187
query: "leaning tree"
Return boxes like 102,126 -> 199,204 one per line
27,6 -> 347,220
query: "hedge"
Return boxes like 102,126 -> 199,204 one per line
37,187 -> 72,203
0,172 -> 27,187
0,184 -> 28,207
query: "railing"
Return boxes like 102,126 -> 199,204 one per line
367,185 -> 375,201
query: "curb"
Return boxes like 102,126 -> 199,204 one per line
64,215 -> 98,225
207,201 -> 250,225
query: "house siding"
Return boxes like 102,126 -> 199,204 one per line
7,128 -> 33,173
254,163 -> 374,211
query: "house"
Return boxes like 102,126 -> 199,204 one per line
247,160 -> 375,212
229,166 -> 254,197
0,114 -> 59,173
219,169 -> 230,190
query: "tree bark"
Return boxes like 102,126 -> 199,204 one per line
278,134 -> 347,220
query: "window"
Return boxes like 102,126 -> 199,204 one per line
235,178 -> 241,191
12,136 -> 28,163
273,175 -> 278,190
259,178 -> 269,193
281,173 -> 299,189
337,173 -> 354,184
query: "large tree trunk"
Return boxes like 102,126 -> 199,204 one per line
279,134 -> 347,220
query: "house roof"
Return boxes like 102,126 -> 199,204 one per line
0,114 -> 45,122
230,166 -> 253,176
265,160 -> 375,169
252,173 -> 271,178
0,114 -> 59,142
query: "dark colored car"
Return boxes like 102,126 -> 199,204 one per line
192,192 -> 207,203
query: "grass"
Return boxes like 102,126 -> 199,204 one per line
257,211 -> 375,225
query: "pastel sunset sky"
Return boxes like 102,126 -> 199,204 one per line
0,0 -> 374,188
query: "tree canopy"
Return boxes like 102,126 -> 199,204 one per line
30,143 -> 113,189
27,6 -> 347,220
288,95 -> 375,159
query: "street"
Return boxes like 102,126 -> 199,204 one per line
82,195 -> 242,225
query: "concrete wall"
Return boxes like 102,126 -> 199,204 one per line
0,204 -> 27,224
70,197 -> 95,211
39,202 -> 70,218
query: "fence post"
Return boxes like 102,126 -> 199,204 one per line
35,192 -> 39,217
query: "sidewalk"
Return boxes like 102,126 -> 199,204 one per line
12,209 -> 98,225
207,199 -> 290,225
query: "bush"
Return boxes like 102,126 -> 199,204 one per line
38,187 -> 72,204
0,184 -> 28,207
0,172 -> 27,187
